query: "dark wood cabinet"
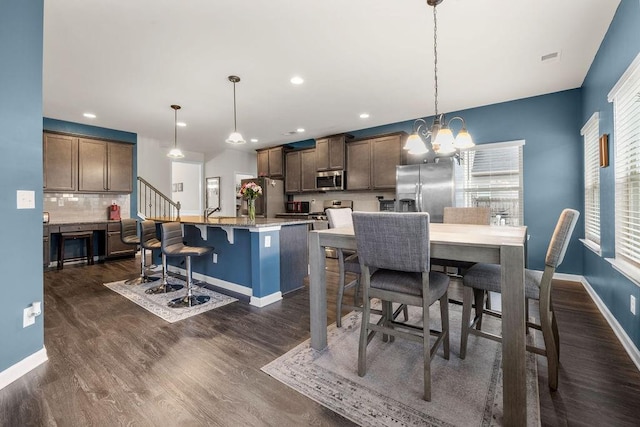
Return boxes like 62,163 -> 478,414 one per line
316,135 -> 346,171
371,134 -> 403,189
301,149 -> 317,191
44,132 -> 133,193
346,140 -> 372,190
257,146 -> 284,178
106,222 -> 136,258
346,133 -> 405,190
285,151 -> 301,193
285,148 -> 316,193
43,133 -> 78,191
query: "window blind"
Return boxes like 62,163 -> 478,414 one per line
609,53 -> 640,270
581,112 -> 600,246
459,140 -> 524,226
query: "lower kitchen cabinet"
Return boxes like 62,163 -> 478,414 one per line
106,222 -> 136,258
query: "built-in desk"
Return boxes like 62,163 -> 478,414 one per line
44,220 -> 135,268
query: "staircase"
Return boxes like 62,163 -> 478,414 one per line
137,177 -> 181,220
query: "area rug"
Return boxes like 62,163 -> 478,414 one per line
262,304 -> 540,426
104,275 -> 237,323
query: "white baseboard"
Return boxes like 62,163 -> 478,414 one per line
166,266 -> 252,297
0,347 -> 48,391
575,275 -> 640,371
250,292 -> 283,307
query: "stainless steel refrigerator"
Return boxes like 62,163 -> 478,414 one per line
237,177 -> 285,218
395,157 -> 463,223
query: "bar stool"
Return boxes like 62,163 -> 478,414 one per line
57,231 -> 94,269
120,218 -> 159,285
140,220 -> 182,294
161,222 -> 213,308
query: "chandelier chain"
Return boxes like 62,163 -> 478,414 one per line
233,82 -> 238,132
433,3 -> 438,117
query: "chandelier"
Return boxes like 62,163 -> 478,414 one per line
404,0 -> 474,156
167,104 -> 185,159
226,75 -> 246,145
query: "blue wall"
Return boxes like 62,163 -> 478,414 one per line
43,118 -> 138,217
292,89 -> 585,274
0,0 -> 44,371
581,0 -> 640,348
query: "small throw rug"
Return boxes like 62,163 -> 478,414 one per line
262,304 -> 540,426
104,275 -> 237,323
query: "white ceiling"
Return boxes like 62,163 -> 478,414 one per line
43,0 -> 620,154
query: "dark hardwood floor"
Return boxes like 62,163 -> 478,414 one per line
1,256 -> 640,426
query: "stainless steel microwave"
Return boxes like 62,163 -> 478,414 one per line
316,170 -> 345,191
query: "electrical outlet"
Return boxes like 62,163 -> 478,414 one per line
213,253 -> 218,263
265,235 -> 271,248
631,295 -> 636,315
58,198 -> 64,207
23,307 -> 35,327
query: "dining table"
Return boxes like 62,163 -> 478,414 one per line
308,222 -> 528,426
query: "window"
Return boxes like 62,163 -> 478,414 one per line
608,52 -> 640,278
459,140 -> 524,226
581,112 -> 601,249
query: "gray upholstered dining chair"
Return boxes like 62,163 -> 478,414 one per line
352,211 -> 450,401
460,208 -> 579,391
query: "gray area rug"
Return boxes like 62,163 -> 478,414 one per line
262,303 -> 540,426
104,276 -> 237,323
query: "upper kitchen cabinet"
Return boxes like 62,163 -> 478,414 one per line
43,132 -> 133,193
257,146 -> 284,178
43,133 -> 78,191
285,148 -> 316,193
346,132 -> 406,191
316,135 -> 347,171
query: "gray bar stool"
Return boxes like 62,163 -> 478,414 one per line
140,220 -> 182,294
120,218 -> 159,285
161,222 -> 213,308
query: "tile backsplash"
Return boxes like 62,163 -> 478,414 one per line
44,193 -> 131,223
293,191 -> 395,213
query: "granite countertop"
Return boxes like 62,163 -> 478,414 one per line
148,215 -> 315,228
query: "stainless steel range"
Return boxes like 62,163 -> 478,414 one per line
311,200 -> 353,258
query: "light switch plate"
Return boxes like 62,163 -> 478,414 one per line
631,295 -> 636,315
17,190 -> 35,209
265,235 -> 271,248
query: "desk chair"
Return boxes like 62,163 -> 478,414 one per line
353,211 -> 450,401
460,208 -> 579,391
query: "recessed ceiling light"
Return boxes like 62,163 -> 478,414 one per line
296,128 -> 305,133
290,76 -> 304,85
250,138 -> 258,143
176,122 -> 187,127
83,113 -> 96,119
360,113 -> 370,119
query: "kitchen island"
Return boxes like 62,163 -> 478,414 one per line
148,216 -> 314,307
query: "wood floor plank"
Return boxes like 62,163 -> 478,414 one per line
1,258 -> 640,426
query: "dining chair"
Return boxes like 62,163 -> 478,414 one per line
352,211 -> 450,401
326,208 -> 362,327
460,208 -> 579,391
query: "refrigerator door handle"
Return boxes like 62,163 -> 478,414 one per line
415,183 -> 421,212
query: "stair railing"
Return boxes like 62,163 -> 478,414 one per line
137,177 -> 181,220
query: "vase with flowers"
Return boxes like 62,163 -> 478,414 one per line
239,181 -> 263,221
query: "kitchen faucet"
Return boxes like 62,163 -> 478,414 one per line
204,207 -> 221,218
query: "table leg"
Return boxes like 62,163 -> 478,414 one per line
309,232 -> 327,351
501,244 -> 527,426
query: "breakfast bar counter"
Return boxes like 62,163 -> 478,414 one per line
148,216 -> 314,307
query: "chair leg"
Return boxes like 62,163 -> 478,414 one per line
473,289 -> 485,330
336,258 -> 346,327
382,300 -> 393,343
460,286 -> 474,359
440,292 -> 450,360
168,256 -> 210,308
540,301 -> 559,391
145,253 -> 181,294
358,292 -> 371,377
422,294 -> 431,401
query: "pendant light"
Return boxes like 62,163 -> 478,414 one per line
226,75 -> 246,145
167,104 -> 185,159
404,0 -> 474,156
